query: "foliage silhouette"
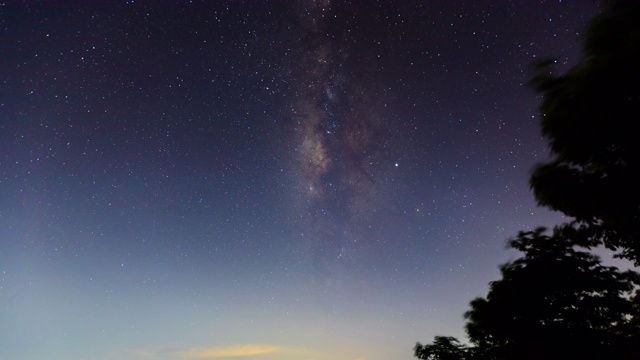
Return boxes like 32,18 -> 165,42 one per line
414,336 -> 469,360
464,228 -> 640,360
415,228 -> 640,360
529,0 -> 640,263
415,2 -> 640,359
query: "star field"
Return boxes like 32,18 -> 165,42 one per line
1,1 -> 601,359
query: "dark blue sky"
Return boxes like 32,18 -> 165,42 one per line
1,1 -> 601,359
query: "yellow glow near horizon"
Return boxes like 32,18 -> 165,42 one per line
178,344 -> 280,358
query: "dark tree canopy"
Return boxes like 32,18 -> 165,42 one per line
416,3 -> 640,360
415,228 -> 640,360
529,0 -> 640,262
414,336 -> 469,360
464,228 -> 640,360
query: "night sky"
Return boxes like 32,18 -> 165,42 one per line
1,1 -> 602,359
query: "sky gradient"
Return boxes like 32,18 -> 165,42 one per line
1,1 -> 602,359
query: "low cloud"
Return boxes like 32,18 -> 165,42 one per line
178,344 -> 280,359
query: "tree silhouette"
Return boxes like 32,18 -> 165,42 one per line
415,3 -> 640,358
414,336 -> 469,360
415,228 -> 640,360
464,228 -> 640,360
529,0 -> 640,263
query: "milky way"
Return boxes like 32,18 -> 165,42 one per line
289,1 -> 391,230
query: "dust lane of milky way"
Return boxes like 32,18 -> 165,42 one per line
287,1 -> 397,264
